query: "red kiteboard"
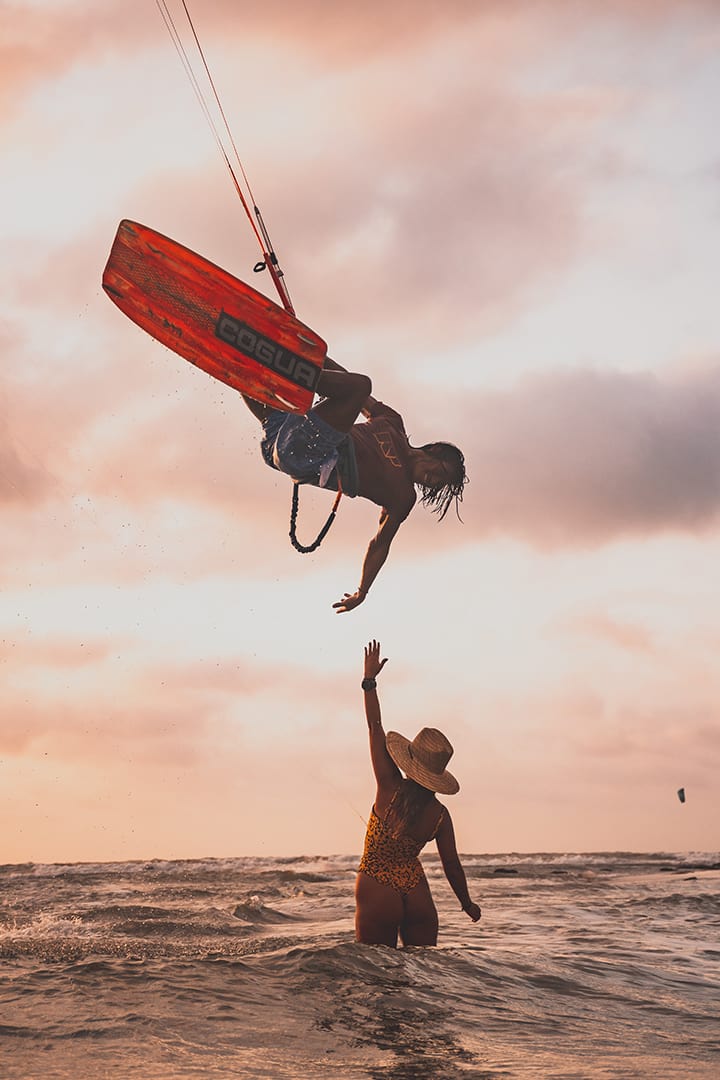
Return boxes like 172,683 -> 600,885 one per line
102,220 -> 326,413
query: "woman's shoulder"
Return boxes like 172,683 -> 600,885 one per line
432,800 -> 450,834
374,780 -> 403,817
412,794 -> 446,842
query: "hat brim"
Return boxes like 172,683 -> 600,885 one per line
386,731 -> 460,795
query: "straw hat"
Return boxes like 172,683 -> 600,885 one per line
385,727 -> 460,795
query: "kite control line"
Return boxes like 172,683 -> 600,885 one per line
152,3 -> 343,552
155,0 -> 295,314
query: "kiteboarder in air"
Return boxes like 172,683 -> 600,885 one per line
241,358 -> 468,612
101,6 -> 469,611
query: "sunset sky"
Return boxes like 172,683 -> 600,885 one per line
2,0 -> 719,864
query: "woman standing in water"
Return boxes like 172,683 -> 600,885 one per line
355,640 -> 482,947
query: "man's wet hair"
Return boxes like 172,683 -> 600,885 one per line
417,442 -> 468,521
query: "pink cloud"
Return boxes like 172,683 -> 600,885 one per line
565,702 -> 720,777
558,613 -> 655,653
0,643 -> 345,760
0,1 -> 470,122
1,637 -> 115,668
0,422 -> 54,504
6,351 -> 720,587
5,0 -> 717,110
10,1 -> 715,352
0,694 -> 217,764
456,362 -> 720,547
1,1 -> 517,114
0,4 -> 154,120
484,687 -> 720,809
139,655 -> 347,704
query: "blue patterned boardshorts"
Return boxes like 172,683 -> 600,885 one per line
260,408 -> 347,488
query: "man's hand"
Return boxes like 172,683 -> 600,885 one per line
464,902 -> 482,922
333,590 -> 366,614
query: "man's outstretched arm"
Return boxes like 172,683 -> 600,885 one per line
333,507 -> 409,613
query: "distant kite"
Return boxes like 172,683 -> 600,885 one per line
677,787 -> 686,804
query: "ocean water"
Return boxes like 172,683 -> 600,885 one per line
1,852 -> 718,1079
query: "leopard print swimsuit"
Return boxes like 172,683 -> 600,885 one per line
358,788 -> 445,895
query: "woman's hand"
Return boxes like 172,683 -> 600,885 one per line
363,639 -> 388,680
464,902 -> 482,922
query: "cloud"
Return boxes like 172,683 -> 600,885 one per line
1,399 -> 57,513
6,349 -> 720,590
268,89 -> 586,346
0,642 -> 347,762
456,362 -> 720,547
5,0 -> 716,139
0,694 -> 214,765
0,1 -> 475,124
482,683 -> 720,804
0,1 -> 527,115
5,0 -> 717,108
9,0 -> 711,355
0,663 -> 222,764
1,637 -> 115,668
87,0 -> 715,353
558,613 -> 655,653
0,217 -> 289,516
0,422 -> 54,504
566,702 -> 720,780
0,2 -> 167,120
137,654 -> 346,703
29,75 -> 588,353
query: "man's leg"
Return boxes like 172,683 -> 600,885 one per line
312,368 -> 372,433
241,364 -> 369,433
240,394 -> 270,423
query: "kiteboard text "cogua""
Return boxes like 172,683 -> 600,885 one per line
215,312 -> 320,391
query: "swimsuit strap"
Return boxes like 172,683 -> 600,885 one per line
385,785 -> 403,815
429,805 -> 446,841
380,783 -> 409,833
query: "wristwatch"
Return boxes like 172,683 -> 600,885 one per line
361,677 -> 377,691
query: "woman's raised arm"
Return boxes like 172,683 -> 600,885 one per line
361,640 -> 401,793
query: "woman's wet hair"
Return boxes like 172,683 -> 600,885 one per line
417,442 -> 468,521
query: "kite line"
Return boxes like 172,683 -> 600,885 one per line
152,3 -> 347,552
154,0 -> 295,315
